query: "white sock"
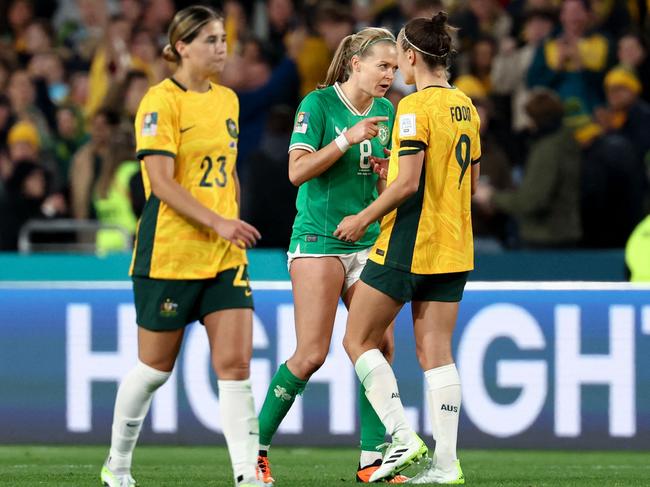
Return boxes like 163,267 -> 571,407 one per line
425,364 -> 461,470
218,379 -> 259,483
107,361 -> 171,474
360,450 -> 382,468
355,349 -> 413,443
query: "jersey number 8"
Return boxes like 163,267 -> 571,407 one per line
359,140 -> 372,170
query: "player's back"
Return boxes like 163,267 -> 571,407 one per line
372,86 -> 481,274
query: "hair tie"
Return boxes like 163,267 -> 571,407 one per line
403,31 -> 449,60
352,36 -> 396,56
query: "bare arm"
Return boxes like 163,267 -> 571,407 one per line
144,154 -> 260,248
471,162 -> 480,196
334,151 -> 424,242
288,116 -> 389,186
288,143 -> 345,186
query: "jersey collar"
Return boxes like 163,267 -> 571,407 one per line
334,82 -> 374,116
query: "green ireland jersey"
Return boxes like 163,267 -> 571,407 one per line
289,83 -> 395,254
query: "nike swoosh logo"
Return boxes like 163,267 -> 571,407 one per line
245,289 -> 252,297
180,125 -> 195,133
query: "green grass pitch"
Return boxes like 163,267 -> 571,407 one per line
0,445 -> 647,486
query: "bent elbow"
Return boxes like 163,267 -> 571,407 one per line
288,167 -> 304,187
404,181 -> 420,197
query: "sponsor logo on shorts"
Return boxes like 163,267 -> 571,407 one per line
376,249 -> 385,256
245,289 -> 252,297
306,235 -> 318,242
160,298 -> 178,317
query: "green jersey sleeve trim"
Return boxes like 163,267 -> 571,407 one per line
289,142 -> 317,153
136,149 -> 176,160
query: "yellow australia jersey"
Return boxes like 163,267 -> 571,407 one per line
130,78 -> 246,279
370,86 -> 481,274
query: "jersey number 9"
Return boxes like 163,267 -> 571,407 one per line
455,134 -> 471,189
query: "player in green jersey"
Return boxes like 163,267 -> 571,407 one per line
256,27 -> 405,485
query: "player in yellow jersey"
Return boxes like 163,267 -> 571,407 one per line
335,12 -> 480,484
100,7 -> 264,487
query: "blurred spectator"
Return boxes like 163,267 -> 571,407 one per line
474,89 -> 582,248
0,159 -> 65,250
240,105 -> 297,248
234,38 -> 300,167
55,0 -> 111,63
69,108 -> 119,220
265,0 -> 297,58
103,69 -> 150,127
7,120 -> 40,163
289,2 -> 355,97
616,32 -> 650,102
528,0 -> 613,120
452,0 -> 512,53
4,0 -> 35,55
140,0 -> 174,46
455,35 -> 497,96
6,70 -> 52,142
597,67 -> 650,170
577,122 -> 645,247
92,127 -> 140,254
85,15 -> 133,117
52,104 -> 87,191
492,8 -> 556,132
471,96 -> 514,250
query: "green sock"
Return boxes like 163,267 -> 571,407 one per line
359,382 -> 387,451
258,362 -> 308,446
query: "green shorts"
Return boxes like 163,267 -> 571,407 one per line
132,265 -> 254,331
360,260 -> 470,303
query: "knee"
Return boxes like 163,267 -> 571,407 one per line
290,350 -> 328,378
212,354 -> 251,380
415,342 -> 452,371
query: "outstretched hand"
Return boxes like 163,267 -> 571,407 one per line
370,148 -> 391,180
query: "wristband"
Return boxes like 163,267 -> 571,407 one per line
335,132 -> 350,153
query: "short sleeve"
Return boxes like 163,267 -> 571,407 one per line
396,96 -> 429,157
288,92 -> 326,153
470,105 -> 482,165
135,90 -> 179,160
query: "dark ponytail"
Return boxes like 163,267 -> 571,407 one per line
399,10 -> 457,69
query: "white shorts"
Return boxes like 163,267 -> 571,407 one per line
287,246 -> 371,295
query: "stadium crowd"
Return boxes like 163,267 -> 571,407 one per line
0,0 -> 648,252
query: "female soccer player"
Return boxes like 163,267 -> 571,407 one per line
100,6 -> 263,487
335,12 -> 481,484
256,27 -> 405,484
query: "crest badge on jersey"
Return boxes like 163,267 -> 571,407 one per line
226,118 -> 238,138
399,113 -> 416,137
378,123 -> 390,145
294,112 -> 310,134
141,112 -> 158,136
